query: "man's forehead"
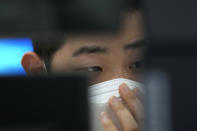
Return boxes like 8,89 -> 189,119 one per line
61,11 -> 144,50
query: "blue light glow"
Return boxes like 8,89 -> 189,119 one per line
0,38 -> 33,76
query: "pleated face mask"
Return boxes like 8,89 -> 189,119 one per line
89,78 -> 143,131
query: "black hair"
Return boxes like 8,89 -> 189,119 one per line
32,35 -> 66,71
125,0 -> 141,11
32,0 -> 141,71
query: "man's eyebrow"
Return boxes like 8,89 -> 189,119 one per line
123,39 -> 145,50
72,45 -> 108,57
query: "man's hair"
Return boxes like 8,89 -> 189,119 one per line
32,35 -> 66,71
125,0 -> 141,11
32,0 -> 141,71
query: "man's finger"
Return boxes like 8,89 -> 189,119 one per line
119,83 -> 143,124
108,96 -> 138,131
133,88 -> 144,103
99,112 -> 118,131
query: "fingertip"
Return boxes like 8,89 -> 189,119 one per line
108,96 -> 117,107
119,83 -> 128,90
120,83 -> 128,87
108,96 -> 116,102
100,112 -> 108,121
100,112 -> 107,117
99,112 -> 118,131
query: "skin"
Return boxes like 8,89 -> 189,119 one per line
22,11 -> 144,131
50,11 -> 144,84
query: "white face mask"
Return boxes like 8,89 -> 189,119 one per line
89,78 -> 143,131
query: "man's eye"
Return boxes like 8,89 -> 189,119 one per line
85,66 -> 103,72
130,60 -> 143,69
75,66 -> 103,73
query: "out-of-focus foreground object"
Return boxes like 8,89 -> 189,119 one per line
142,0 -> 197,130
0,75 -> 89,131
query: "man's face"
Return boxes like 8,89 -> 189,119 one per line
50,11 -> 145,84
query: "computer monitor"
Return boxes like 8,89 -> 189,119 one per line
0,38 -> 33,76
0,75 -> 89,131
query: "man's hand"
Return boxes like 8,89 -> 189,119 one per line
99,83 -> 143,131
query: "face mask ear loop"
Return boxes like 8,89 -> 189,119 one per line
43,61 -> 48,74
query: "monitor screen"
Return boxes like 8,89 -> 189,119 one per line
0,38 -> 33,76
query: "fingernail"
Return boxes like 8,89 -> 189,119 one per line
110,96 -> 119,106
100,112 -> 107,121
120,83 -> 130,93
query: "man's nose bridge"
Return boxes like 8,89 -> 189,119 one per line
109,68 -> 130,79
